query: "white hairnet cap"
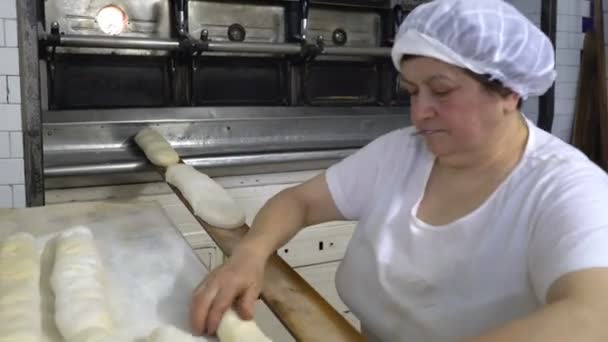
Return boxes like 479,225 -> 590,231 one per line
391,0 -> 556,99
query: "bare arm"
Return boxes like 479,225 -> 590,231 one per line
191,172 -> 345,335
237,172 -> 346,260
466,268 -> 608,342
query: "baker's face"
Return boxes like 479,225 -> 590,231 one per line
400,57 -> 519,158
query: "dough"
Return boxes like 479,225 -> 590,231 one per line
147,325 -> 208,342
134,127 -> 180,167
217,309 -> 272,342
165,164 -> 246,229
50,227 -> 118,342
0,233 -> 41,342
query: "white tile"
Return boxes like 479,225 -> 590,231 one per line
522,97 -> 539,115
12,184 -> 24,208
580,0 -> 591,17
555,99 -> 576,114
9,131 -> 21,158
0,76 -> 6,103
7,76 -> 19,103
556,66 -> 580,83
4,19 -> 16,47
0,104 -> 21,131
0,159 -> 24,185
555,82 -> 578,99
553,114 -> 575,132
570,32 -> 585,49
557,15 -> 580,32
0,131 -> 8,158
0,185 -> 12,208
0,47 -> 18,75
556,48 -> 581,66
0,19 -> 4,46
0,0 -> 16,19
555,128 -> 573,142
556,32 -> 569,48
558,0 -> 577,15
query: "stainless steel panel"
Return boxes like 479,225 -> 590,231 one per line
43,108 -> 408,156
42,106 -> 410,187
307,9 -> 381,47
45,0 -> 171,55
188,2 -> 285,43
44,149 -> 355,177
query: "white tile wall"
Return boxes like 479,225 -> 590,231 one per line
0,131 -> 9,158
0,159 -> 24,184
0,104 -> 21,131
12,184 -> 25,208
0,1 -> 16,19
10,131 -> 22,158
0,1 -> 25,209
7,76 -> 20,103
0,76 -> 6,103
0,186 -> 12,208
4,19 -> 17,47
552,0 -> 590,142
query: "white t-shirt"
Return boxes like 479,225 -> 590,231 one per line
326,117 -> 608,341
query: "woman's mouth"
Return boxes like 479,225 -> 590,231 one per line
411,129 -> 446,136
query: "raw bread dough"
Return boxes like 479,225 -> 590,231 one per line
217,309 -> 272,342
0,233 -> 41,342
147,325 -> 208,342
50,227 -> 120,342
134,127 -> 180,167
165,164 -> 246,229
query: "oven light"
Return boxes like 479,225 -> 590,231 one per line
96,5 -> 128,35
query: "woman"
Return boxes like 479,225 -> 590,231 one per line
191,0 -> 608,340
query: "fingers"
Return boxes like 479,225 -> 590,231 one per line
205,284 -> 241,335
190,279 -> 217,336
238,286 -> 260,320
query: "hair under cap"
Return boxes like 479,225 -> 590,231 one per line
391,0 -> 557,99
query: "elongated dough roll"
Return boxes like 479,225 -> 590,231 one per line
147,325 -> 203,342
217,309 -> 272,342
0,233 -> 41,342
166,164 -> 246,229
50,227 -> 120,342
135,127 -> 180,167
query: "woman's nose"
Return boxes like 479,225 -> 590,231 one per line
410,94 -> 435,123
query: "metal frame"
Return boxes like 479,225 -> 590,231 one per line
539,0 -> 557,132
17,0 -> 45,207
43,34 -> 391,57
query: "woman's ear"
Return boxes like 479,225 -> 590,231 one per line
503,92 -> 521,114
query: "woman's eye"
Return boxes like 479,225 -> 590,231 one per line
433,89 -> 452,97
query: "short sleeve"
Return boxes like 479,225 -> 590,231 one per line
528,163 -> 608,303
325,129 -> 409,221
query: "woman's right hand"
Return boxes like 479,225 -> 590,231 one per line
190,246 -> 268,336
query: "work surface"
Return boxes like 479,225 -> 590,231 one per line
0,201 -> 213,341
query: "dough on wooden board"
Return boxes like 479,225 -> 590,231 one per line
134,127 -> 180,167
0,233 -> 41,342
165,164 -> 246,229
217,309 -> 272,342
50,227 -> 122,342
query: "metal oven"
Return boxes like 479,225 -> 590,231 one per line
20,0 -> 413,204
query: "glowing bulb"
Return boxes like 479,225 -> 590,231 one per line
96,5 -> 128,35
